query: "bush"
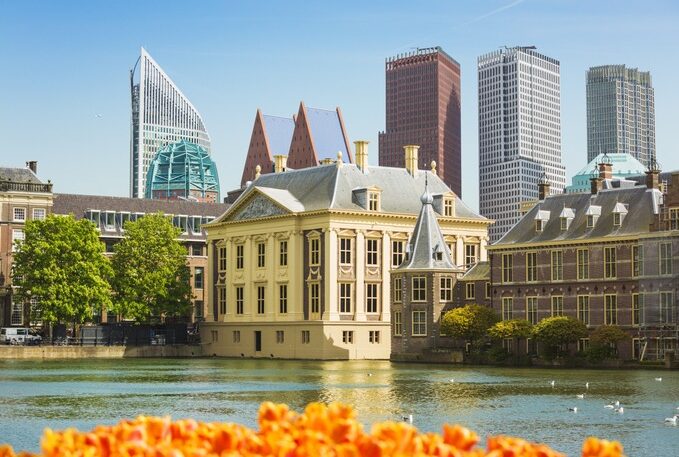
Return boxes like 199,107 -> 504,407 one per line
587,325 -> 629,361
532,316 -> 587,359
440,305 -> 498,346
487,319 -> 533,340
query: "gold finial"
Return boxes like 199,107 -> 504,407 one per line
255,164 -> 261,180
336,151 -> 343,168
430,160 -> 437,175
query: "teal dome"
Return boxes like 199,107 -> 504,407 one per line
145,140 -> 220,202
565,153 -> 646,193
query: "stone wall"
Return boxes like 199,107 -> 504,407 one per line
0,345 -> 203,359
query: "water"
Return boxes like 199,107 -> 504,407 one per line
0,359 -> 678,456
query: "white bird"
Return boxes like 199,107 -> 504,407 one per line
615,406 -> 624,414
605,401 -> 620,409
367,373 -> 373,377
402,414 -> 413,424
665,415 -> 678,425
655,377 -> 663,382
450,378 -> 455,383
577,394 -> 585,399
550,380 -> 555,387
585,382 -> 589,390
568,407 -> 578,413
95,114 -> 103,118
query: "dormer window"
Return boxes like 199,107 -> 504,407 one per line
534,210 -> 550,233
368,192 -> 380,211
613,213 -> 621,226
587,215 -> 595,228
560,218 -> 568,230
352,186 -> 382,211
585,205 -> 601,228
559,208 -> 575,231
536,220 -> 544,232
433,244 -> 443,261
612,202 -> 628,227
443,198 -> 453,217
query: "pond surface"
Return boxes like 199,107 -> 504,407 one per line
0,359 -> 678,455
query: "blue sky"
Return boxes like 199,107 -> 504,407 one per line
1,0 -> 677,210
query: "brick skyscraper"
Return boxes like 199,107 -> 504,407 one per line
378,47 -> 462,196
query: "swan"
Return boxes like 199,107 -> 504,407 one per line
665,415 -> 678,425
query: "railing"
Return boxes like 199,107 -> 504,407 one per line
0,181 -> 53,193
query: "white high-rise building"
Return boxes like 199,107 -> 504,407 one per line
130,47 -> 211,198
478,46 -> 565,242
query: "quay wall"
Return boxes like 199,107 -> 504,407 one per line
0,345 -> 203,359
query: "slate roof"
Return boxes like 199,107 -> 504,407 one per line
221,162 -> 487,221
566,153 -> 647,193
494,185 -> 662,246
460,261 -> 490,281
262,115 -> 295,156
305,107 -> 350,163
0,167 -> 45,184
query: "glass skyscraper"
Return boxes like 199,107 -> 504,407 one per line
586,65 -> 655,168
130,47 -> 211,198
478,46 -> 566,242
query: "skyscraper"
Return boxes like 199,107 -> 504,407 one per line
478,46 -> 565,242
586,65 -> 655,167
378,47 -> 461,196
130,47 -> 211,198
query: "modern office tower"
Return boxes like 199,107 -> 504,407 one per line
378,47 -> 462,196
478,46 -> 566,242
586,65 -> 656,167
130,47 -> 211,199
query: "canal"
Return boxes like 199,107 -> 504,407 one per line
0,359 -> 677,455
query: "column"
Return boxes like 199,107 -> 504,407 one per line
355,230 -> 366,321
266,234 -> 275,321
327,228 -> 339,320
289,230 -> 304,321
480,236 -> 489,262
456,237 -> 464,267
381,231 -> 391,322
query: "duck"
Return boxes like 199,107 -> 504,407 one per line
402,414 -> 413,424
568,407 -> 578,413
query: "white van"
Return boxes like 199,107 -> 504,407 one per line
0,327 -> 42,345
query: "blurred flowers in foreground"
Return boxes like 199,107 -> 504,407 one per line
0,402 -> 624,457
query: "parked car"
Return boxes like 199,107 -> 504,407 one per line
0,327 -> 42,345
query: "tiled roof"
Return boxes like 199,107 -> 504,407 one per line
0,167 -> 45,184
460,261 -> 490,281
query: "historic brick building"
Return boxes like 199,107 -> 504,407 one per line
378,47 -> 462,196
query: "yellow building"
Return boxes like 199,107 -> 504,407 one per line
202,144 -> 490,359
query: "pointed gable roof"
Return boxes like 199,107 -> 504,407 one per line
240,110 -> 295,187
396,181 -> 460,271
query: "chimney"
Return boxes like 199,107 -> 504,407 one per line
354,140 -> 369,173
538,181 -> 551,200
590,176 -> 603,194
598,161 -> 613,180
404,145 -> 419,176
26,161 -> 37,174
273,155 -> 287,173
646,161 -> 661,190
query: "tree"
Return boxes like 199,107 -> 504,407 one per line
441,304 -> 498,344
12,215 -> 112,325
531,316 -> 587,357
110,212 -> 192,322
488,319 -> 533,340
587,325 -> 629,361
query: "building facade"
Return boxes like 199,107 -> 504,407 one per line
0,163 -> 53,327
469,166 -> 679,361
145,140 -> 220,202
378,47 -> 462,196
586,65 -> 655,167
52,194 -> 229,322
202,144 -> 489,359
130,47 -> 211,199
478,46 -> 566,242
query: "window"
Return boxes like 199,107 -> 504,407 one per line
368,192 -> 380,211
366,239 -> 379,266
670,208 -> 679,230
233,330 -> 240,343
257,286 -> 265,314
192,216 -> 202,234
88,210 -> 101,228
257,242 -> 266,268
235,286 -> 244,314
175,215 -> 188,234
393,276 -> 402,302
577,295 -> 590,325
412,276 -> 426,302
502,254 -> 513,283
604,247 -> 616,278
535,219 -> 544,232
279,284 -> 288,314
309,282 -> 320,316
660,292 -> 674,323
236,245 -> 244,270
632,293 -> 642,326
604,294 -> 617,325
578,338 -> 590,352
121,212 -> 131,230
13,207 -> 26,222
32,208 -> 46,220
632,245 -> 643,277
342,330 -> 354,344
577,249 -> 589,280
366,283 -> 379,313
309,237 -> 320,266
10,302 -> 23,326
548,295 -> 563,317
339,283 -> 352,313
613,213 -> 621,227
412,311 -> 427,336
465,244 -> 478,267
369,330 -> 380,343
191,244 -> 203,256
560,217 -> 568,231
465,283 -> 475,300
301,330 -> 310,344
660,242 -> 672,275
587,215 -> 595,228
392,240 -> 404,267
279,241 -> 288,266
105,211 -> 116,230
440,276 -> 453,301
394,311 -> 402,336
276,330 -> 285,344
632,338 -> 642,360
218,287 -> 226,315
551,251 -> 563,281
443,199 -> 453,216
340,238 -> 352,265
12,229 -> 24,251
526,296 -> 538,324
526,252 -> 537,282
485,282 -> 491,299
194,267 -> 204,289
218,247 -> 227,272
502,297 -> 513,321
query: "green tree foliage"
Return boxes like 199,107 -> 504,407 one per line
12,215 -> 112,325
531,316 -> 587,356
110,213 -> 192,322
441,304 -> 498,343
587,325 -> 630,361
487,319 -> 533,340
